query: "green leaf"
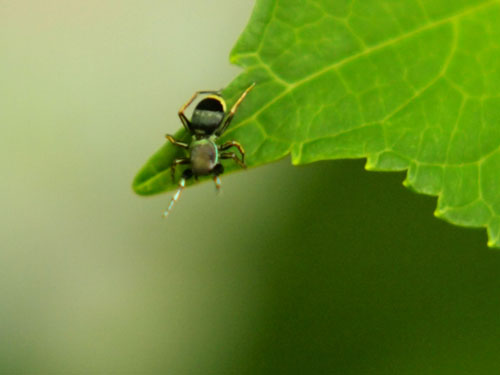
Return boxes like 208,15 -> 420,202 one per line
133,0 -> 500,247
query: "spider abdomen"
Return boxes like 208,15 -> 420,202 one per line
189,138 -> 218,176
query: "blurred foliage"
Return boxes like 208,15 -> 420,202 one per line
134,0 -> 500,248
3,0 -> 500,374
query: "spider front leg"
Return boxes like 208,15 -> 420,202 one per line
221,152 -> 246,169
215,83 -> 255,136
218,140 -> 245,163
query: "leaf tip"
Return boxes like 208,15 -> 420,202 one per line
131,176 -> 149,196
131,167 -> 167,196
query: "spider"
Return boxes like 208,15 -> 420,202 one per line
163,83 -> 255,217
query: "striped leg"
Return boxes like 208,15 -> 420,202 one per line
213,176 -> 221,193
212,164 -> 224,193
163,169 -> 193,217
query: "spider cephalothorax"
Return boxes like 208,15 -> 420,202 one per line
163,83 -> 255,216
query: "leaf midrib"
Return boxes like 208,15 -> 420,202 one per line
225,0 -> 498,140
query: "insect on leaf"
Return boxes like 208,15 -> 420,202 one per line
133,0 -> 500,248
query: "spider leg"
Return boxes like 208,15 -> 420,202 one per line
163,169 -> 193,218
170,157 -> 190,182
215,83 -> 255,136
212,164 -> 224,193
220,152 -> 246,169
166,134 -> 189,149
218,140 -> 245,163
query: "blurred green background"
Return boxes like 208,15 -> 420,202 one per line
1,0 -> 500,374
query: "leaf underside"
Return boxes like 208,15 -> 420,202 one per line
133,0 -> 500,248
